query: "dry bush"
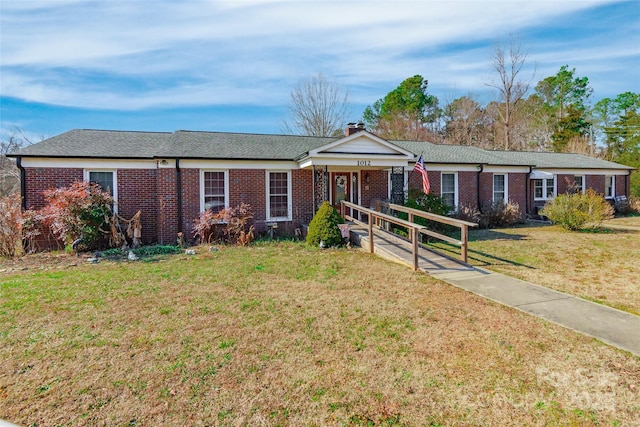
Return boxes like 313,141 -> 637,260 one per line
628,196 -> 640,214
480,200 -> 521,228
454,203 -> 481,224
42,181 -> 115,250
193,203 -> 255,246
0,193 -> 22,257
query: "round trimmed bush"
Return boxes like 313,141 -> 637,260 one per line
306,201 -> 345,247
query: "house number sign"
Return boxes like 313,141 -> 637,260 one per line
357,160 -> 371,166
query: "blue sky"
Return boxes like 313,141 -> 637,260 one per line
1,0 -> 639,141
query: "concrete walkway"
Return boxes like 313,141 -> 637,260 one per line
349,226 -> 640,356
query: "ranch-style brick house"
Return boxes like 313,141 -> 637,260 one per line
10,125 -> 634,245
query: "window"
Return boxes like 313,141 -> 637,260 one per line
202,171 -> 228,213
441,173 -> 457,209
605,175 -> 615,198
573,175 -> 585,194
88,171 -> 115,195
267,171 -> 291,220
85,170 -> 117,211
533,178 -> 555,200
493,174 -> 507,203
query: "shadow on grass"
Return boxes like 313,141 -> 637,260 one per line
468,228 -> 528,242
426,240 -> 536,270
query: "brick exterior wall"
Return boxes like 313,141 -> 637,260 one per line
361,169 -> 388,208
117,169 -> 158,244
458,171 -> 477,208
21,165 -> 631,244
24,167 -> 83,209
586,175 -> 605,196
292,169 -> 314,226
179,168 -> 200,242
157,168 -> 179,245
556,174 -> 575,195
508,173 -> 527,219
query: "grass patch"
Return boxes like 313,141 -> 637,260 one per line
428,221 -> 640,315
1,242 -> 639,425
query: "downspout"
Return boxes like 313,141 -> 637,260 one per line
476,164 -> 483,211
526,166 -> 532,214
176,159 -> 182,235
17,156 -> 26,210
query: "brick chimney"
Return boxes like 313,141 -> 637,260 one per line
346,122 -> 366,136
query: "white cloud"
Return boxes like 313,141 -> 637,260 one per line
0,0 -> 634,113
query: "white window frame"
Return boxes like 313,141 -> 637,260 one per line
440,172 -> 458,210
200,170 -> 229,213
573,175 -> 585,194
493,174 -> 508,204
266,170 -> 292,221
605,175 -> 615,199
533,177 -> 556,201
84,169 -> 117,211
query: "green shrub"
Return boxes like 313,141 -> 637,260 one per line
306,201 -> 345,247
541,189 -> 614,231
396,193 -> 453,235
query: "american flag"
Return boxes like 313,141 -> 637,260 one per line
413,154 -> 430,194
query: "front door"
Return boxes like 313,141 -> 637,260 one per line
331,172 -> 351,211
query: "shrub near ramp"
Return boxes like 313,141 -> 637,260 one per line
306,201 -> 345,247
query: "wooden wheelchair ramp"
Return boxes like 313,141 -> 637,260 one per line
348,224 -> 483,276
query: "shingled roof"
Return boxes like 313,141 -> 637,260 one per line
10,128 -> 633,170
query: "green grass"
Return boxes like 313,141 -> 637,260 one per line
1,242 -> 639,426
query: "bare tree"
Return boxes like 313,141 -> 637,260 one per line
1,128 -> 37,197
283,74 -> 350,137
487,36 -> 535,150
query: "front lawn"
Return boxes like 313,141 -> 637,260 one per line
462,222 -> 640,315
1,242 -> 639,425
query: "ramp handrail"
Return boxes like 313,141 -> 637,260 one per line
340,201 -> 426,270
375,201 -> 478,263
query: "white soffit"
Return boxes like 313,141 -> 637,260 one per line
529,170 -> 555,179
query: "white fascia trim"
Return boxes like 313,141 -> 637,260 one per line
181,159 -> 298,170
199,169 -> 229,213
265,170 -> 292,221
21,158 -> 155,169
535,168 -> 630,176
299,155 -> 409,169
483,165 -> 529,173
423,164 -> 479,172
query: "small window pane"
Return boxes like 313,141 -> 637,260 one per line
574,176 -> 583,193
269,172 -> 289,218
534,179 -> 543,199
546,180 -> 554,198
204,171 -> 225,213
441,174 -> 455,207
494,175 -> 505,202
89,171 -> 114,196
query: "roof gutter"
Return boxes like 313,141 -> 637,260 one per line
16,156 -> 26,210
176,158 -> 182,236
